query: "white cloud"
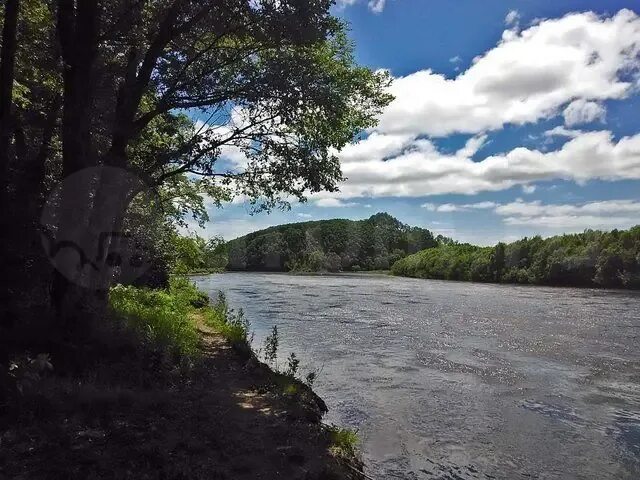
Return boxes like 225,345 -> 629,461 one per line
297,213 -> 313,218
449,55 -> 462,63
544,126 -> 583,138
328,129 -> 640,199
495,199 -> 640,229
314,198 -> 360,208
368,0 -> 386,14
455,134 -> 488,158
422,201 -> 497,212
375,10 -> 640,138
423,198 -> 640,231
336,0 -> 386,13
563,99 -> 607,126
505,10 -> 521,27
437,203 -> 463,213
522,184 -> 537,194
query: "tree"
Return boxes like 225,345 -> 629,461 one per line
0,0 -> 391,329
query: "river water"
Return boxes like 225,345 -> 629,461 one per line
193,272 -> 640,480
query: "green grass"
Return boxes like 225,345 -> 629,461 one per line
109,277 -> 252,359
108,278 -> 202,357
201,292 -> 250,345
327,425 -> 359,458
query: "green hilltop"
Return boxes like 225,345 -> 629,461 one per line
223,213 -> 446,272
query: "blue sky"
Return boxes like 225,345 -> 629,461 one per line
192,0 -> 640,245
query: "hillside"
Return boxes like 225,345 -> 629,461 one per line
224,213 -> 445,272
391,226 -> 640,289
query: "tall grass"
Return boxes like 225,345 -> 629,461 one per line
109,278 -> 201,356
202,292 -> 251,345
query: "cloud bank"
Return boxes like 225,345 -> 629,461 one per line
320,9 -> 640,201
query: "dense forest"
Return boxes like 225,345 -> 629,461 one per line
391,226 -> 640,289
222,213 -> 446,272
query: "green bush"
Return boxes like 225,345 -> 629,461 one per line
327,425 -> 359,458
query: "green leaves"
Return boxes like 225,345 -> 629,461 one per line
393,225 -> 640,289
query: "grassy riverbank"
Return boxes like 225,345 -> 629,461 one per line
0,279 -> 363,480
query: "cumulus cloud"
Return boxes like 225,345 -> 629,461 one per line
563,99 -> 607,126
375,9 -> 640,138
328,129 -> 640,199
314,198 -> 360,208
522,184 -> 537,194
495,199 -> 640,229
423,199 -> 640,230
422,201 -> 497,212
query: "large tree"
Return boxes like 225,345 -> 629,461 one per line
0,0 -> 391,332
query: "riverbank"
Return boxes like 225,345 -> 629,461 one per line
0,280 -> 364,480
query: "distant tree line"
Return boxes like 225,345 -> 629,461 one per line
223,213 -> 445,272
391,226 -> 640,289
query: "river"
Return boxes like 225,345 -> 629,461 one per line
193,272 -> 640,480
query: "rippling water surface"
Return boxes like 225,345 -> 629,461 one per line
193,273 -> 640,479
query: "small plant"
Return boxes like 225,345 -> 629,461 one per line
284,352 -> 300,378
304,370 -> 317,388
327,425 -> 359,458
263,325 -> 279,366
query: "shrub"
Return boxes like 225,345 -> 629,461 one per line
327,425 -> 359,458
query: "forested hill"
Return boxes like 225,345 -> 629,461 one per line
392,226 -> 640,289
224,213 -> 445,272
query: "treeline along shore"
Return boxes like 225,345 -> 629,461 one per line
195,215 -> 640,289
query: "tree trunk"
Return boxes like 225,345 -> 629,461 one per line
0,0 -> 19,188
51,0 -> 101,328
0,0 -> 20,330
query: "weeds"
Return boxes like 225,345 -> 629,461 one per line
327,425 -> 360,458
109,281 -> 200,357
284,352 -> 300,377
203,291 -> 251,345
263,326 -> 279,366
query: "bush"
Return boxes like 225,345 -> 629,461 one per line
327,425 -> 359,458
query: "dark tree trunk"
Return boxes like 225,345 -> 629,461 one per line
0,0 -> 20,331
51,0 -> 101,329
0,0 -> 19,187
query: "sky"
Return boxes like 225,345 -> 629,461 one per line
192,0 -> 640,246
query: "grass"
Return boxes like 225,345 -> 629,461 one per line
327,425 -> 360,458
109,276 -> 253,358
108,277 -> 204,357
108,279 -> 363,464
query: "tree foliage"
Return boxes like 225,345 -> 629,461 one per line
0,0 -> 392,327
391,226 -> 640,289
225,212 -> 441,272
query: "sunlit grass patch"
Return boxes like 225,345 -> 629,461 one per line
326,425 -> 359,458
109,279 -> 200,357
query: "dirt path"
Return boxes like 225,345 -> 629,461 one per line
0,324 -> 361,480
